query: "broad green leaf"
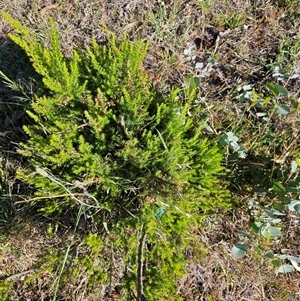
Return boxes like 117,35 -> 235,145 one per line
288,255 -> 300,263
263,208 -> 274,217
231,243 -> 247,259
272,259 -> 281,267
291,98 -> 299,108
255,245 -> 264,253
267,226 -> 281,238
267,82 -> 288,97
277,264 -> 294,273
275,104 -> 290,115
273,182 -> 286,199
219,132 -> 239,147
284,185 -> 297,193
288,200 -> 300,212
237,92 -> 247,102
261,226 -> 281,239
265,251 -> 274,259
294,204 -> 300,214
272,203 -> 285,211
249,221 -> 262,234
207,57 -> 218,65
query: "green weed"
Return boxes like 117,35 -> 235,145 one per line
2,13 -> 231,300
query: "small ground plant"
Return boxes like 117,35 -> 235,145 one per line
232,159 -> 300,273
2,13 -> 231,300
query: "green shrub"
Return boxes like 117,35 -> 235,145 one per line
3,12 -> 230,300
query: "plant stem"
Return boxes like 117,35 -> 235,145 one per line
137,225 -> 147,301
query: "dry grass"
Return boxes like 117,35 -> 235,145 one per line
1,0 -> 300,300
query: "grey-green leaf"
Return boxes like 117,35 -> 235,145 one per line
231,243 -> 247,259
294,204 -> 300,214
277,264 -> 294,273
275,104 -> 290,115
261,226 -> 281,239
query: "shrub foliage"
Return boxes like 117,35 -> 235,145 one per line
3,12 -> 230,300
